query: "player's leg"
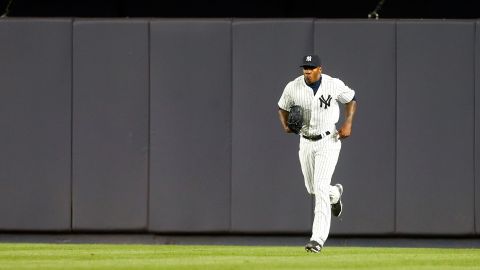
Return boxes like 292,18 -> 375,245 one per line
330,184 -> 343,217
300,139 -> 324,253
298,139 -> 315,194
309,139 -> 341,248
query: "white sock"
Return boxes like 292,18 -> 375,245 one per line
329,185 -> 340,204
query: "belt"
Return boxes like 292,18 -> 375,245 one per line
302,131 -> 331,141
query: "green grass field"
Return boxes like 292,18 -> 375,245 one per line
0,243 -> 479,270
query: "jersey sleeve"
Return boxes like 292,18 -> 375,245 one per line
335,79 -> 356,104
277,82 -> 294,111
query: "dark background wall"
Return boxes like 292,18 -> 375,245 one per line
395,21 -> 475,234
0,18 -> 479,236
72,20 -> 149,231
475,20 -> 480,235
0,19 -> 72,231
0,0 -> 478,19
149,19 -> 232,232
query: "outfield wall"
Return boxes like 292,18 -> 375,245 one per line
0,18 -> 479,236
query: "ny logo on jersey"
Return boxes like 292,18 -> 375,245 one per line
319,94 -> 332,108
306,56 -> 312,62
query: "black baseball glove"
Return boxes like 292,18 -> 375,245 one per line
287,105 -> 303,134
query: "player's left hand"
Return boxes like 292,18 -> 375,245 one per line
337,123 -> 352,139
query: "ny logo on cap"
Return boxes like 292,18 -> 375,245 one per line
306,56 -> 312,61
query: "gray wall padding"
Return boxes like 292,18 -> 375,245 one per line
314,21 -> 397,234
0,19 -> 478,235
72,20 -> 149,230
0,19 -> 72,231
476,20 -> 480,235
231,19 -> 314,233
149,20 -> 232,232
396,21 -> 475,234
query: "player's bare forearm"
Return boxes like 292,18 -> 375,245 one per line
338,100 -> 357,139
278,109 -> 293,133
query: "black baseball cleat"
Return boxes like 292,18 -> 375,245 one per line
305,240 -> 322,253
331,183 -> 343,217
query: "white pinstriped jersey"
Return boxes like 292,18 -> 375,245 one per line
278,74 -> 355,137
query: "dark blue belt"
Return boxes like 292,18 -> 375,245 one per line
302,131 -> 331,141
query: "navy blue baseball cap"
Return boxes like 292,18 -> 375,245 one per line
300,54 -> 321,68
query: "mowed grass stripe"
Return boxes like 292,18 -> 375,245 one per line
0,243 -> 479,270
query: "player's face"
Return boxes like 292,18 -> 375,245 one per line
303,66 -> 322,85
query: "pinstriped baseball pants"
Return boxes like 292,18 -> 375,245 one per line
299,133 -> 342,246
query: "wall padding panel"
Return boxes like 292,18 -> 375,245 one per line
0,19 -> 72,230
476,20 -> 480,235
72,20 -> 149,230
314,20 -> 396,234
396,21 -> 475,234
149,20 -> 231,232
231,19 -> 313,232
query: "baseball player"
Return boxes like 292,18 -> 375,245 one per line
277,54 -> 357,253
